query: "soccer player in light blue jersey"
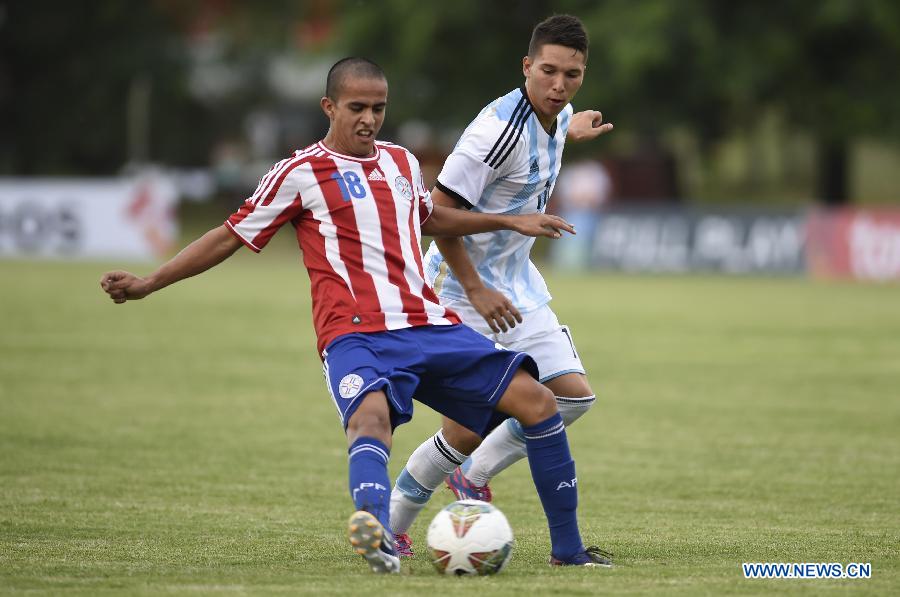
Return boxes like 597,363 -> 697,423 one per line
390,14 -> 615,566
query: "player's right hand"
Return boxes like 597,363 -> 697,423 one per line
100,271 -> 151,304
468,287 -> 522,333
514,214 -> 576,239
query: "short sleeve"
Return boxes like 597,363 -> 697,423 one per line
225,157 -> 305,252
409,152 -> 434,225
436,112 -> 517,208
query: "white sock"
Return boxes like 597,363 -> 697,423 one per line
465,395 -> 596,487
389,429 -> 466,534
556,394 -> 596,426
465,418 -> 526,486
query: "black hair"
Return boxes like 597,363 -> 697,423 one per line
325,57 -> 386,100
528,14 -> 589,60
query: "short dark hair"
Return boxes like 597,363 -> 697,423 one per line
528,14 -> 589,60
325,57 -> 386,100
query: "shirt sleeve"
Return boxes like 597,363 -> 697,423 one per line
436,112 -> 516,209
225,157 -> 305,252
415,166 -> 434,225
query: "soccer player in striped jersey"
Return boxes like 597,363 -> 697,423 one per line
389,15 -> 615,567
100,57 -> 604,572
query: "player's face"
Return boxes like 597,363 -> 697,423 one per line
321,76 -> 388,157
523,44 -> 586,126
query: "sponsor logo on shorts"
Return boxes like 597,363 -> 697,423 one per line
338,374 -> 364,399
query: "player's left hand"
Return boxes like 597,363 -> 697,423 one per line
513,214 -> 576,239
567,110 -> 614,142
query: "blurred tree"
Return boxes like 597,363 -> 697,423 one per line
576,0 -> 900,204
335,0 -> 551,132
0,0 -> 342,175
697,0 -> 900,204
3,0 -> 898,205
769,0 -> 900,204
335,0 -> 900,204
0,1 -> 212,173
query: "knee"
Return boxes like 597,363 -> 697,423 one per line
557,394 -> 596,426
534,384 -> 558,416
496,370 -> 559,427
517,380 -> 558,427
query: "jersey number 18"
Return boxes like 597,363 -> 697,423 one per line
331,171 -> 367,201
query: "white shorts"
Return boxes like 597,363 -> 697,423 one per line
442,300 -> 585,383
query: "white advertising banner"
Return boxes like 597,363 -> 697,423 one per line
591,207 -> 806,274
0,176 -> 178,261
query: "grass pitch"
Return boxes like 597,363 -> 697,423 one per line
1,251 -> 898,595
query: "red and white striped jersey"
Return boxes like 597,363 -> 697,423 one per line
225,140 -> 460,356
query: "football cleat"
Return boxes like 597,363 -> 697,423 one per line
549,546 -> 614,568
347,510 -> 401,574
445,467 -> 493,502
395,533 -> 413,558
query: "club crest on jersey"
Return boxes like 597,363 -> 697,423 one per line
338,374 -> 364,399
394,175 -> 413,200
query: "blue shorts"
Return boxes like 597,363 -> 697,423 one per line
322,324 -> 538,437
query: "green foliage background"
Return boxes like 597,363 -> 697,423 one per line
3,0 -> 900,202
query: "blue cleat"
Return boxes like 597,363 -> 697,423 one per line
445,466 -> 493,502
347,510 -> 401,573
550,546 -> 614,568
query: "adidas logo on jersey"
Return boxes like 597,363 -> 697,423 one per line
368,169 -> 386,182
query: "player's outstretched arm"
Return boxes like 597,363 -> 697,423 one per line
426,189 -> 524,333
423,201 -> 574,239
567,110 -> 614,143
100,225 -> 243,304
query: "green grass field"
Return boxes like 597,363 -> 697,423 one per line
1,252 -> 898,595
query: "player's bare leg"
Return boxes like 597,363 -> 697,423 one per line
346,391 -> 400,573
438,419 -> 482,455
546,372 -> 594,401
346,390 -> 393,447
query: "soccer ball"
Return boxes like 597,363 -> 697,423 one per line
426,499 -> 514,576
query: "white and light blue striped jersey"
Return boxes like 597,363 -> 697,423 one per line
425,87 -> 573,311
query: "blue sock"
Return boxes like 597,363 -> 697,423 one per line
348,437 -> 392,533
522,413 -> 584,560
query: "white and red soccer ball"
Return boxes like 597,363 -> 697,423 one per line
426,500 -> 514,576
